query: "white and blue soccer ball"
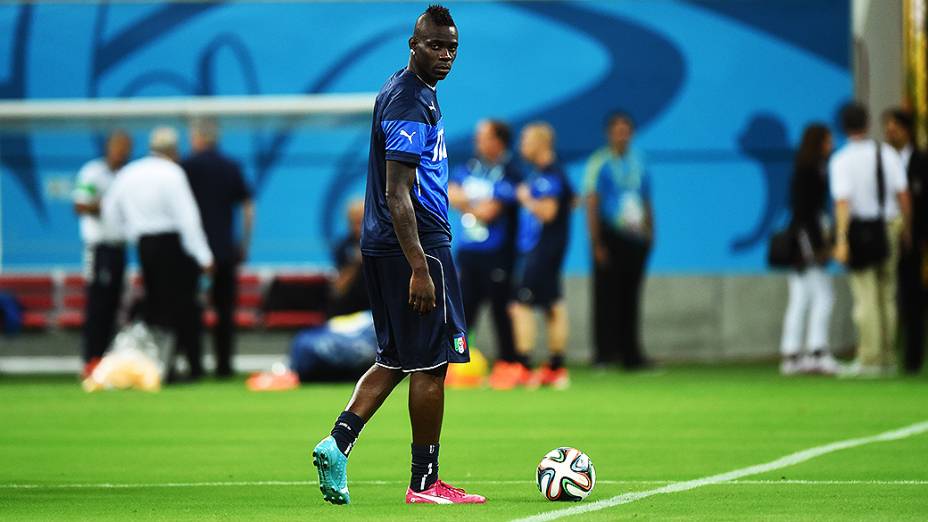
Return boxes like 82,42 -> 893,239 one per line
536,447 -> 596,501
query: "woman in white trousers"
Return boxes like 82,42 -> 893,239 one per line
780,124 -> 839,375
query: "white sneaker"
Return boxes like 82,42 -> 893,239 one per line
780,357 -> 802,376
798,355 -> 818,374
813,353 -> 840,376
838,361 -> 884,379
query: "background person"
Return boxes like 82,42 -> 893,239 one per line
831,103 -> 912,377
448,119 -> 522,389
328,199 -> 369,316
779,124 -> 839,375
103,126 -> 214,383
884,108 -> 928,374
73,130 -> 132,378
584,112 -> 653,370
182,118 -> 255,378
510,122 -> 574,389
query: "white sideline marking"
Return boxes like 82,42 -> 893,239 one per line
512,420 -> 928,522
0,355 -> 284,374
3,479 -> 927,490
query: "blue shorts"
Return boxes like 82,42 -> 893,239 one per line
362,247 -> 469,372
514,254 -> 563,309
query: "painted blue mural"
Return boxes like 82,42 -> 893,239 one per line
0,0 -> 851,274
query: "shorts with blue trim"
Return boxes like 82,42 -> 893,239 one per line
362,247 -> 469,372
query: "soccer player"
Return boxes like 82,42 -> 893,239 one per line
511,122 -> 575,389
311,5 -> 485,505
448,120 -> 523,389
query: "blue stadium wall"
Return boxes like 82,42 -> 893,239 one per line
0,1 -> 851,275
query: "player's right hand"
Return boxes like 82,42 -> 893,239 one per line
409,268 -> 436,315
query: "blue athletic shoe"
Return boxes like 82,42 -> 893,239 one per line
312,436 -> 350,505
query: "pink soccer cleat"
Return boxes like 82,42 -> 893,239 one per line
405,479 -> 486,504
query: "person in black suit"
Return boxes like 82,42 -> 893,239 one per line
182,119 -> 256,378
885,108 -> 927,374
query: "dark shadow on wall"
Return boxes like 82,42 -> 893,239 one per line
731,113 -> 793,253
0,5 -> 44,221
446,2 -> 687,166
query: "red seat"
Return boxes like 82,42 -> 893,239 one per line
202,310 -> 260,330
0,275 -> 53,291
235,310 -> 259,329
57,311 -> 84,329
238,273 -> 261,287
63,274 -> 86,289
17,295 -> 54,310
238,293 -> 262,307
263,311 -> 326,329
273,274 -> 328,285
63,294 -> 86,309
22,311 -> 49,330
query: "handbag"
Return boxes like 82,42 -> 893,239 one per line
767,227 -> 796,268
847,141 -> 889,270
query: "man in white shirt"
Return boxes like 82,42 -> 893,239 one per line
73,130 -> 132,378
830,103 -> 913,376
103,126 -> 214,382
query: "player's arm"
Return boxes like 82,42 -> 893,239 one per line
73,168 -> 100,216
586,192 -> 608,265
517,184 -> 558,223
74,202 -> 100,215
385,160 -> 435,314
833,199 -> 850,264
448,181 -> 469,211
470,199 -> 503,223
448,182 -> 503,222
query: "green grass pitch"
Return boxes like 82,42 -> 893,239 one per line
1,365 -> 926,520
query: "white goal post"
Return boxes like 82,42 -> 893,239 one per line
0,94 -> 377,129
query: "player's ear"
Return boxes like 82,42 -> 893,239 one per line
408,37 -> 417,53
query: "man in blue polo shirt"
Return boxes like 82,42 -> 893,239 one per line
585,111 -> 654,370
448,119 -> 522,388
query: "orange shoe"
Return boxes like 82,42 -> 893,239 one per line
514,364 -> 534,387
490,361 -> 522,390
534,365 -> 570,390
488,361 -> 508,389
81,357 -> 102,380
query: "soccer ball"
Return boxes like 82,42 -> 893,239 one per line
536,447 -> 596,501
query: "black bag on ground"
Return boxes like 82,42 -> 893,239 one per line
847,141 -> 889,270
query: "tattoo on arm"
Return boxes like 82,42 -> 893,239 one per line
385,161 -> 428,273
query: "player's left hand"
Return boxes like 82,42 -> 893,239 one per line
409,268 -> 436,314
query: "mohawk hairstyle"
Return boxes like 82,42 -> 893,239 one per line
424,4 -> 455,26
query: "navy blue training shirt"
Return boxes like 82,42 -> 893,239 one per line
361,67 -> 451,256
450,156 -> 523,257
518,162 -> 574,260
